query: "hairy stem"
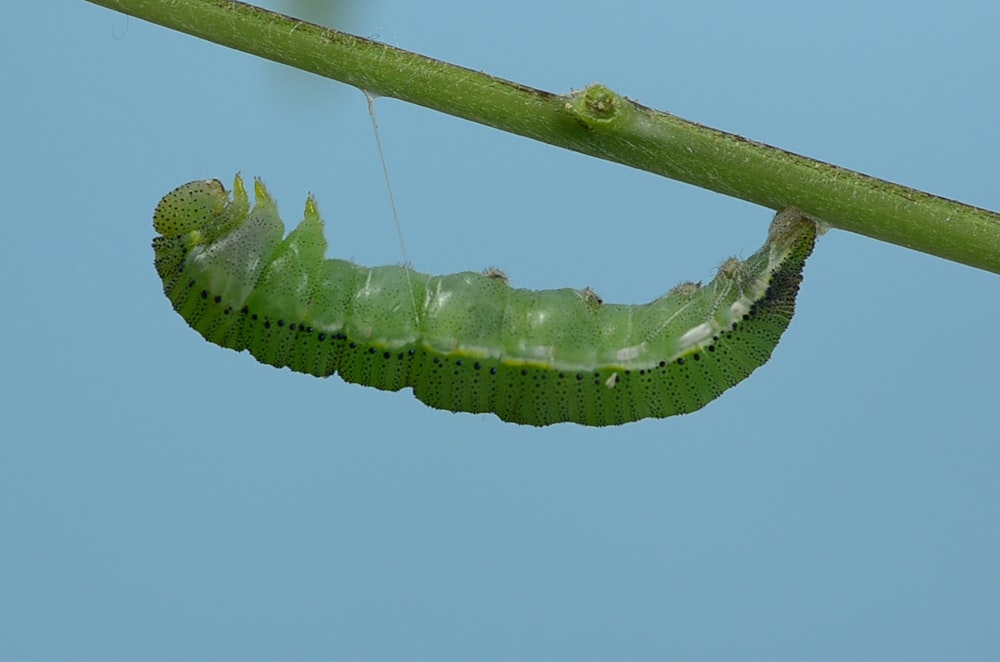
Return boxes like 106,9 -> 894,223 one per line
87,0 -> 1000,274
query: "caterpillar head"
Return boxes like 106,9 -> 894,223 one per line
153,175 -> 253,241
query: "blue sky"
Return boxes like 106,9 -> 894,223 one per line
3,1 -> 999,658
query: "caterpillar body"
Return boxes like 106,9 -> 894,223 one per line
153,175 -> 816,427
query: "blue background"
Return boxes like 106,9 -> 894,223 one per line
3,2 -> 999,659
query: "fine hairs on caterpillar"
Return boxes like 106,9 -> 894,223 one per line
152,175 -> 817,426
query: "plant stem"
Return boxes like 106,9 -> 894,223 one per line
87,0 -> 1000,274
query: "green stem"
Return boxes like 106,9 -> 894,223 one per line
87,0 -> 1000,274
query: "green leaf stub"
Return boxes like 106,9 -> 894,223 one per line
568,83 -> 626,130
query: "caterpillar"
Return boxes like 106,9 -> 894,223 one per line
152,175 -> 817,426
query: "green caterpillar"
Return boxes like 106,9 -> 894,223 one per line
153,175 -> 817,426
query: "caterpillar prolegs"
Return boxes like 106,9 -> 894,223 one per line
153,175 -> 817,426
